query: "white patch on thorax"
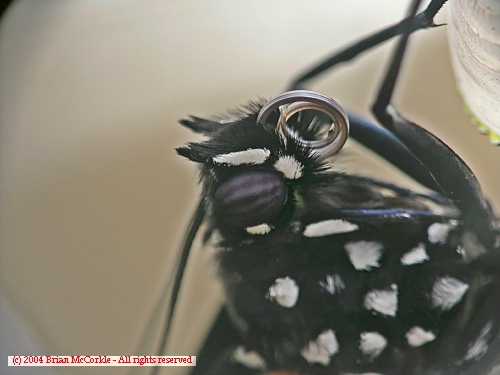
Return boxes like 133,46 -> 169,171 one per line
303,219 -> 359,237
345,241 -> 383,271
267,277 -> 299,308
232,346 -> 267,370
212,148 -> 270,165
274,155 -> 304,179
400,242 -> 429,265
405,326 -> 436,347
300,329 -> 339,366
464,320 -> 494,361
364,284 -> 398,317
431,276 -> 469,311
319,274 -> 345,295
359,332 -> 387,360
427,222 -> 454,244
245,223 -> 271,235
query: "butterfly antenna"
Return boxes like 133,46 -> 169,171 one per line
151,197 -> 206,375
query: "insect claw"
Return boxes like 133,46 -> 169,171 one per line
432,21 -> 447,27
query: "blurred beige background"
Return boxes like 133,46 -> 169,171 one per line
0,1 -> 498,375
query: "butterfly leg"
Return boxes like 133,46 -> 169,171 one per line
370,0 -> 499,250
288,0 -> 448,90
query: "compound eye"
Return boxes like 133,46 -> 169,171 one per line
257,90 -> 349,160
213,170 -> 286,228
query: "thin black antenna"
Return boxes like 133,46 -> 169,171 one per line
151,197 -> 206,375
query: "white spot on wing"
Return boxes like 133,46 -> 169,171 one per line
300,329 -> 339,366
212,148 -> 270,165
359,332 -> 387,360
464,320 -> 494,361
303,219 -> 359,237
405,326 -> 436,347
267,277 -> 299,308
427,222 -> 454,244
431,276 -> 469,311
456,245 -> 466,258
274,155 -> 304,179
245,223 -> 271,235
207,229 -> 224,246
364,284 -> 398,317
400,243 -> 429,265
486,366 -> 500,375
290,220 -> 301,234
233,346 -> 266,370
319,274 -> 345,295
345,241 -> 383,271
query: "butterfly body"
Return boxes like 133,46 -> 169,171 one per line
167,2 -> 500,374
178,104 -> 499,375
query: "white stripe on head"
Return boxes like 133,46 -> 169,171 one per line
274,155 -> 304,179
212,148 -> 270,165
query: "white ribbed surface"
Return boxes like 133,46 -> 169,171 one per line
448,0 -> 500,143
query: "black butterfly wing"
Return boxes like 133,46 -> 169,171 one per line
191,174 -> 500,375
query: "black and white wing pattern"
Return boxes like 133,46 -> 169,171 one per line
178,103 -> 500,375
